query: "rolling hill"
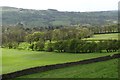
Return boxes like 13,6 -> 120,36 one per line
1,6 -> 118,27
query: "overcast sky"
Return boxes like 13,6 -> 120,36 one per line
0,0 -> 119,12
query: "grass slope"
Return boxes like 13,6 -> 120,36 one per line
18,59 -> 119,78
84,33 -> 118,40
1,48 -> 118,74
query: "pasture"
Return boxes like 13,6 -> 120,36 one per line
1,48 -> 118,74
84,33 -> 118,40
18,59 -> 119,78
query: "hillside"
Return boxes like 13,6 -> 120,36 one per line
1,6 -> 118,27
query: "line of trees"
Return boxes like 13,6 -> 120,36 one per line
19,39 -> 120,53
52,39 -> 119,53
2,39 -> 119,53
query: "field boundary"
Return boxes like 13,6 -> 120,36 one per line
1,53 -> 120,80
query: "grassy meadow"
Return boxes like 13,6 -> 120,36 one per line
1,48 -> 118,74
17,59 -> 119,78
84,33 -> 118,40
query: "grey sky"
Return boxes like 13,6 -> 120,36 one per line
0,0 -> 119,12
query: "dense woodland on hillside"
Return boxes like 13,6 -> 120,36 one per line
1,7 -> 118,27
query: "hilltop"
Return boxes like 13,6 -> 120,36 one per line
1,6 -> 118,27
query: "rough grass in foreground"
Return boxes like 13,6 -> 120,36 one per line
18,59 -> 119,78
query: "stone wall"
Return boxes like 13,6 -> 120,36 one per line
1,53 -> 120,80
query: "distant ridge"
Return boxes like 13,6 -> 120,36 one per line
0,6 -> 117,12
1,6 -> 118,27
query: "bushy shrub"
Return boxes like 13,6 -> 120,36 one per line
67,39 -> 79,53
44,41 -> 54,52
33,41 -> 45,51
104,40 -> 119,52
29,43 -> 34,51
53,41 -> 63,52
18,42 -> 30,50
3,42 -> 18,49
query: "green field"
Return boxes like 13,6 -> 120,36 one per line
1,48 -> 118,74
84,33 -> 119,40
17,59 -> 119,78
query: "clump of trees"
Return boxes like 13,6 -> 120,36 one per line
2,25 -> 93,47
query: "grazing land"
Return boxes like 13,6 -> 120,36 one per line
84,33 -> 118,40
1,48 -> 118,74
18,59 -> 119,78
